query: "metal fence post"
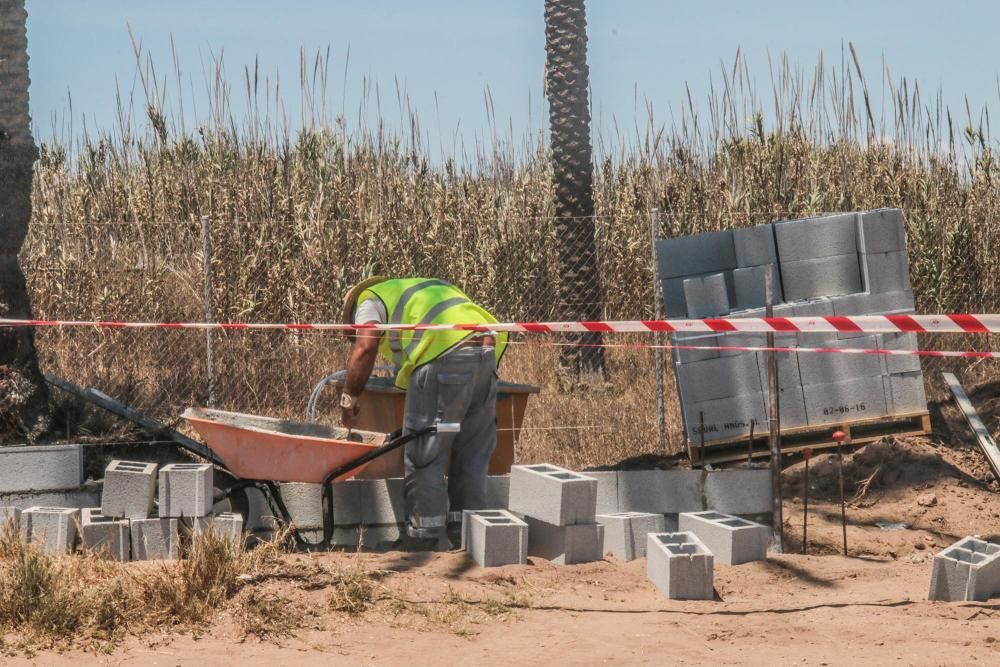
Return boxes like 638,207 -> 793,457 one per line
648,208 -> 667,453
200,215 -> 216,407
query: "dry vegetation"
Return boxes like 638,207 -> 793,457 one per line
20,49 -> 1000,467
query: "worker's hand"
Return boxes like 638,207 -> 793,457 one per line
341,404 -> 360,429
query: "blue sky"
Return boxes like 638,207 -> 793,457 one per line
26,0 -> 1000,158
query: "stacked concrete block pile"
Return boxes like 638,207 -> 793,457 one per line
655,208 -> 927,443
509,464 -> 604,565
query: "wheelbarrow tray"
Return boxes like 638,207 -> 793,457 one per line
182,407 -> 388,483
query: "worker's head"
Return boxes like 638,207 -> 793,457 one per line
340,275 -> 388,340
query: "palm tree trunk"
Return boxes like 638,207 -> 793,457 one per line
543,0 -> 606,386
0,0 -> 50,442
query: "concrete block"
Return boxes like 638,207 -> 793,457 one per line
761,381 -> 808,429
357,478 -> 406,525
0,506 -> 21,530
646,532 -> 714,600
858,209 -> 907,254
278,482 -> 324,531
733,264 -> 781,311
862,251 -> 911,294
683,392 -> 769,443
887,371 -> 928,415
334,524 -> 406,550
675,353 -> 763,404
509,464 -> 597,526
0,444 -> 84,493
774,212 -> 858,261
734,224 -> 778,268
672,333 -> 720,364
158,463 -> 213,518
683,273 -> 730,318
678,511 -> 769,565
463,510 -> 528,567
928,537 -> 1000,602
0,488 -> 101,511
80,508 -> 129,561
20,507 -> 79,555
583,471 -> 619,514
792,297 -> 835,318
524,516 -> 604,565
132,518 -> 180,560
655,230 -> 737,279
101,460 -> 157,520
661,278 -> 690,317
798,335 -> 884,385
780,254 -> 863,301
878,333 -> 922,374
756,350 -> 802,388
617,470 -> 703,514
803,376 -> 888,425
597,512 -> 665,561
704,470 -> 772,514
715,332 -> 772,358
829,290 -> 915,316
486,475 -> 510,509
194,512 -> 245,542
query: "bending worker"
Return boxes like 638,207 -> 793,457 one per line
339,277 -> 508,551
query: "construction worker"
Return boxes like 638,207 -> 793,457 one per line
339,277 -> 508,551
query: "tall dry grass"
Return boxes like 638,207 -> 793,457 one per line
21,48 -> 1000,467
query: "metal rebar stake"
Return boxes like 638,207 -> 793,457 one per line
765,265 -> 784,552
648,208 -> 667,454
200,215 -> 216,407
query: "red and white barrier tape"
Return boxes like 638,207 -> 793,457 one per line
2,314 -> 1000,334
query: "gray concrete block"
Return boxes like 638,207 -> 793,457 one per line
646,532 -> 714,600
21,507 -> 80,555
683,273 -> 730,318
775,212 -> 858,261
463,509 -> 528,567
675,353 -> 763,404
486,475 -> 510,509
928,537 -> 1000,602
887,371 -> 928,415
678,511 -> 769,565
524,516 -> 604,565
583,471 -> 619,514
878,333 -> 922,374
278,482 -> 324,531
131,517 -> 180,560
803,376 -> 888,426
829,290 -> 915,316
661,278 -> 690,317
0,506 -> 21,531
734,224 -> 778,268
733,264 -> 781,311
760,381 -> 808,430
357,478 -> 406,525
798,335 -> 885,385
617,470 -> 703,514
101,460 -> 157,520
717,332 -> 776,358
0,444 -> 84,493
158,463 -> 213,518
194,512 -> 245,542
704,470 -> 772,514
672,333 -> 720,364
862,250 -> 911,294
792,297 -> 835,317
683,393 -> 769,443
756,350 -> 802,388
509,464 -> 597,526
655,230 -> 737,279
80,508 -> 129,561
596,512 -> 665,561
859,209 -> 907,254
781,254 -> 864,301
0,488 -> 101,511
335,523 -> 406,550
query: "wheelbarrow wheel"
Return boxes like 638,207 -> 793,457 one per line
211,469 -> 251,520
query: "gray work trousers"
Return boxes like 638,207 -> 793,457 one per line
403,345 -> 497,539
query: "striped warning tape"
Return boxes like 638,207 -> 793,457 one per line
1,314 -> 1000,334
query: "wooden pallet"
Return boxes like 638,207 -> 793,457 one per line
691,411 -> 932,466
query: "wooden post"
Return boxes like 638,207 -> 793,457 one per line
648,208 -> 667,453
765,265 -> 784,552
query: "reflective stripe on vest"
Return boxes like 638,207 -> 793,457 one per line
357,278 -> 508,389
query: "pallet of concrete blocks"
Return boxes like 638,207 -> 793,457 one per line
928,537 -> 1000,602
461,510 -> 528,567
20,507 -> 79,555
678,511 -> 769,566
159,462 -> 214,518
596,512 -> 665,561
101,459 -> 157,520
509,464 -> 603,565
80,508 -> 130,561
646,532 -> 714,600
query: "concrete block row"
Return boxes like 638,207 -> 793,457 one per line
0,487 -> 101,511
20,507 -> 79,555
509,464 -> 597,526
102,460 -> 157,520
0,444 -> 84,493
596,469 -> 772,516
462,510 -> 528,567
524,516 -> 603,565
678,511 -> 769,565
646,532 -> 715,600
159,463 -> 213,518
928,537 -> 1000,602
597,512 -> 665,561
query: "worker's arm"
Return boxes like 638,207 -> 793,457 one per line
341,326 -> 381,429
